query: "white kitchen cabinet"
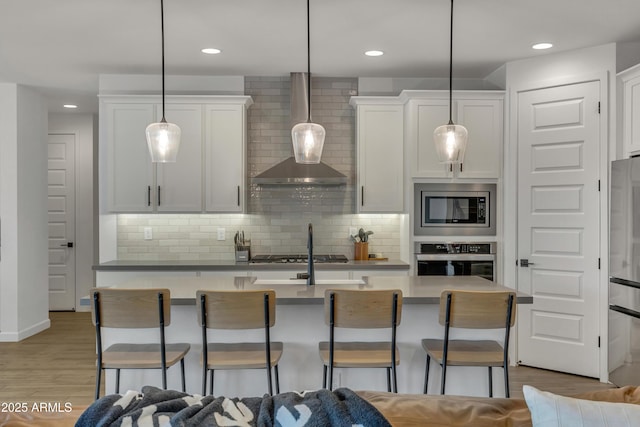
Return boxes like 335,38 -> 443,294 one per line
619,63 -> 640,157
403,91 -> 504,178
102,101 -> 155,212
350,98 -> 404,212
100,95 -> 252,213
204,103 -> 248,212
155,103 -> 203,212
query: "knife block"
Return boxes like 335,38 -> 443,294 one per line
235,245 -> 250,262
354,242 -> 369,261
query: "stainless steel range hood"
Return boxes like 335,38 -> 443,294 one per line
253,72 -> 347,186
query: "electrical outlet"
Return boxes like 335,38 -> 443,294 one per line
143,227 -> 152,240
349,227 -> 357,238
217,228 -> 226,241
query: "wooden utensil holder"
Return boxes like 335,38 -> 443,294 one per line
354,242 -> 369,260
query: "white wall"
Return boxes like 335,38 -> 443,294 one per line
0,83 -> 50,341
504,43 -> 616,382
48,113 -> 97,311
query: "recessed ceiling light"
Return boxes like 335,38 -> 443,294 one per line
201,48 -> 221,55
63,104 -> 78,109
365,50 -> 384,57
532,42 -> 553,50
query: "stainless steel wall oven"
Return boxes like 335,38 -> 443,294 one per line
415,242 -> 496,282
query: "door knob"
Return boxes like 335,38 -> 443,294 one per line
519,258 -> 534,267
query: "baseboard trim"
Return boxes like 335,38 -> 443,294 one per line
0,318 -> 51,342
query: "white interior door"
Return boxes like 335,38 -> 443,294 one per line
516,80 -> 601,377
48,133 -> 76,311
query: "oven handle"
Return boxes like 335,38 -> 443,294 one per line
610,304 -> 640,320
415,254 -> 496,261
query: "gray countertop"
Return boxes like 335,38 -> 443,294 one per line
98,275 -> 532,305
93,259 -> 410,271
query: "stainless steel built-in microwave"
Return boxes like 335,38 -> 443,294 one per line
414,183 -> 496,236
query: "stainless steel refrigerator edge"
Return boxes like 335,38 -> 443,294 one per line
609,157 -> 640,386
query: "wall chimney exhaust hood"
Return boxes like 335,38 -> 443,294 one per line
253,72 -> 347,185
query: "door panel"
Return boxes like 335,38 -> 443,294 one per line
48,133 -> 76,310
517,81 -> 600,377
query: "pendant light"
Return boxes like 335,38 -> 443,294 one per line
433,0 -> 468,166
146,0 -> 181,163
291,0 -> 326,164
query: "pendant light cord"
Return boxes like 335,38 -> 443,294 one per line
448,0 -> 454,125
306,0 -> 311,123
160,0 -> 167,123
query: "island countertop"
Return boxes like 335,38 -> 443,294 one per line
101,275 -> 532,305
93,259 -> 410,272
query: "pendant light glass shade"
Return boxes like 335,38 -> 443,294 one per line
291,122 -> 325,164
434,0 -> 468,165
434,123 -> 467,164
292,0 -> 324,164
146,0 -> 181,163
146,120 -> 181,162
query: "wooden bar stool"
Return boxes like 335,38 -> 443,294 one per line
197,290 -> 283,396
318,288 -> 402,392
90,288 -> 190,400
422,290 -> 516,397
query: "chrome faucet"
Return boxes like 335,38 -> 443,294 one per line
307,223 -> 315,286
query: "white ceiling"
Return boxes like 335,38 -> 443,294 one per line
2,0 -> 640,113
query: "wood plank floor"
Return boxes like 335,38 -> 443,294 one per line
0,312 -> 614,409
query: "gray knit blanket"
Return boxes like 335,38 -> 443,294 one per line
75,386 -> 391,427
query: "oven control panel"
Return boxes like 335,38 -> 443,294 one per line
416,242 -> 495,254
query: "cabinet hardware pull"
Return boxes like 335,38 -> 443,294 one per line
361,186 -> 364,206
237,186 -> 240,206
460,163 -> 463,172
157,186 -> 161,206
147,186 -> 151,206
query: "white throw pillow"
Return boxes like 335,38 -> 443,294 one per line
523,385 -> 640,427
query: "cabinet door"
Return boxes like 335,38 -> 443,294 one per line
623,73 -> 640,156
105,103 -> 154,212
204,104 -> 245,212
456,98 -> 502,178
156,104 -> 203,212
357,104 -> 404,212
411,99 -> 451,177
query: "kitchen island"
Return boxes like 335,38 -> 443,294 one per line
94,275 -> 531,398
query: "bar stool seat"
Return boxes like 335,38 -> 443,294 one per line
204,342 -> 283,369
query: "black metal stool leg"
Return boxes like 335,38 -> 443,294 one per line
274,365 -> 280,394
386,368 -> 391,392
181,359 -> 186,392
322,365 -> 327,389
392,363 -> 398,393
209,370 -> 214,395
115,369 -> 120,394
488,367 -> 493,397
424,355 -> 430,394
95,367 -> 102,400
504,364 -> 510,398
440,362 -> 447,395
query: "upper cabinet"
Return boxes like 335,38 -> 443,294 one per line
403,91 -> 504,179
619,64 -> 640,157
102,101 -> 155,212
100,95 -> 252,213
204,103 -> 248,213
350,98 -> 404,213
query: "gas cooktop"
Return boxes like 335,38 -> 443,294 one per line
250,254 -> 349,264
